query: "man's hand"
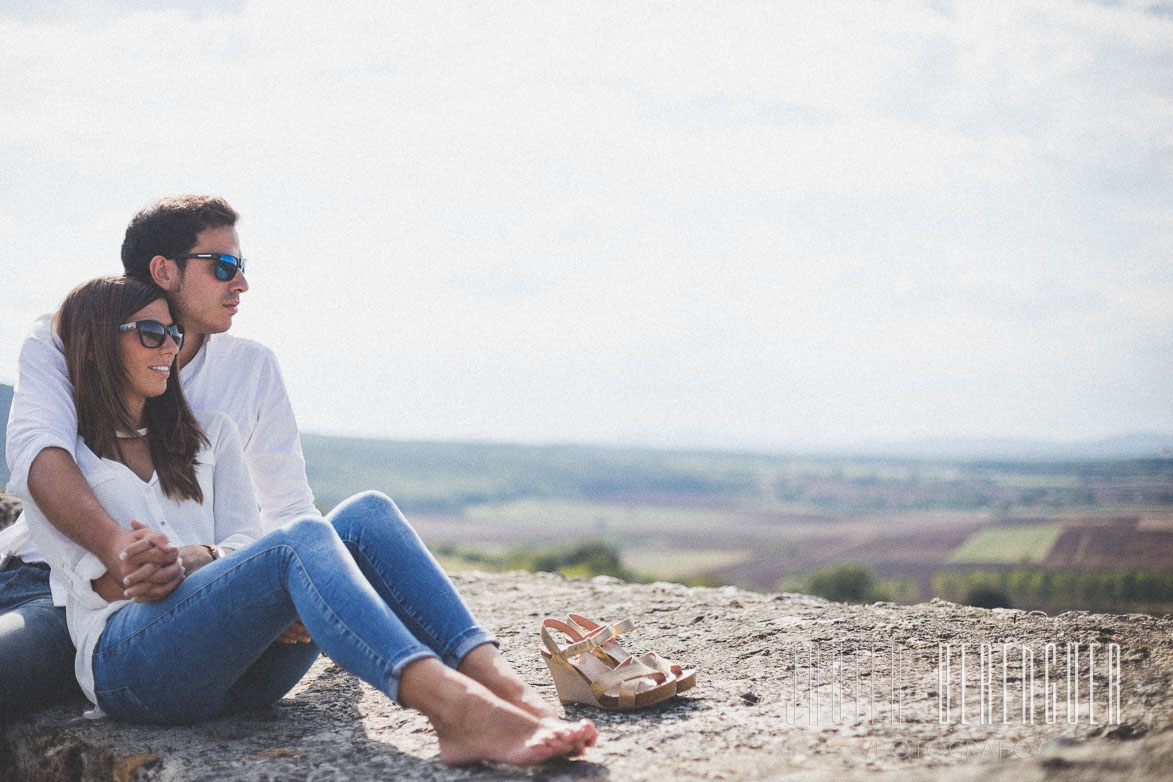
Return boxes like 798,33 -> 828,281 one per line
275,620 -> 312,644
117,520 -> 184,602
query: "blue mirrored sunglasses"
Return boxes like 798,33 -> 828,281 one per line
119,320 -> 184,350
174,253 -> 246,282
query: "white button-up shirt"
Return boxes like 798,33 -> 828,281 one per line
23,411 -> 262,708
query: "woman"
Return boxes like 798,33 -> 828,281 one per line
23,276 -> 595,766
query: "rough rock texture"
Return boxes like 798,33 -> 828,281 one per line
0,491 -> 19,530
3,568 -> 1171,781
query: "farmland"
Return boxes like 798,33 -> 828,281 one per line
302,434 -> 1173,614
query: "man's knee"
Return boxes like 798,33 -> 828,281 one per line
0,600 -> 78,708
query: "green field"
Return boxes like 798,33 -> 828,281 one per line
947,524 -> 1063,565
621,546 -> 751,581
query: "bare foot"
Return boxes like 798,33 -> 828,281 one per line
457,644 -> 567,722
492,679 -> 564,722
433,691 -> 596,766
401,658 -> 597,767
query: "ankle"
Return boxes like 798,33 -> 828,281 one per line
399,659 -> 478,728
458,645 -> 524,692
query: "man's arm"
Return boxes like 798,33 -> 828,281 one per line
6,314 -> 78,494
28,448 -> 183,602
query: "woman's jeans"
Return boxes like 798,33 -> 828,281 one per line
92,491 -> 497,723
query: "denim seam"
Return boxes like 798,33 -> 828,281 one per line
349,534 -> 495,669
353,539 -> 443,648
276,537 -> 438,692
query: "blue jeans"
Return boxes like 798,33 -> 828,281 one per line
92,491 -> 497,724
0,563 -> 81,720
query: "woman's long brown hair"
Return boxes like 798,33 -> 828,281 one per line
56,276 -> 208,503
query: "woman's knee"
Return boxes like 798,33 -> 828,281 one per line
328,491 -> 410,539
334,490 -> 399,519
273,516 -> 342,554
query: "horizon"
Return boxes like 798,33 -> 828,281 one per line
2,1 -> 1170,453
2,379 -> 1169,463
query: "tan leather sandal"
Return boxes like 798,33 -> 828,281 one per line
540,618 -> 677,710
567,614 -> 697,693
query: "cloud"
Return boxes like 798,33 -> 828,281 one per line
1,1 -> 1170,449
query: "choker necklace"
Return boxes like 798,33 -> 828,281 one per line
115,427 -> 148,439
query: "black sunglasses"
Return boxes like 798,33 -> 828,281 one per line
174,253 -> 246,282
119,320 -> 185,350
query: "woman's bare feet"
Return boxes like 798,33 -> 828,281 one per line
457,644 -> 569,723
400,657 -> 597,767
435,699 -> 595,766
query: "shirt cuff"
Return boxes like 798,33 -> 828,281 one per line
74,551 -> 107,582
218,533 -> 257,553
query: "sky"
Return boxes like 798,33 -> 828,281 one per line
1,0 -> 1171,453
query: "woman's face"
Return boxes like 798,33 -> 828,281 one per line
118,298 -> 180,407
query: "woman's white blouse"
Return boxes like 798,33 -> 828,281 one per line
23,410 -> 263,709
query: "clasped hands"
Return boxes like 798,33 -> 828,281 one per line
94,520 -> 311,644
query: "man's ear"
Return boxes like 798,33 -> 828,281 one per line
149,255 -> 179,290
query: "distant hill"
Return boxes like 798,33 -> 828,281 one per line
2,380 -> 1171,500
838,433 -> 1173,461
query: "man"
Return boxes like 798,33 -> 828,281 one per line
1,196 -> 317,717
1,198 -> 596,766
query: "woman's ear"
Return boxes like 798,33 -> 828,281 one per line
149,255 -> 179,290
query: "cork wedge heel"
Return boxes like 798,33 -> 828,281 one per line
567,614 -> 697,693
540,618 -> 677,711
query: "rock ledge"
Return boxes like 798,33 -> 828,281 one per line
3,570 -> 1173,781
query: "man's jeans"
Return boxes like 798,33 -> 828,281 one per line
0,564 -> 80,719
93,491 -> 497,723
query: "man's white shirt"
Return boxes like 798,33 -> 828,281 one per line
2,313 -> 318,559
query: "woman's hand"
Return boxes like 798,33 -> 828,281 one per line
175,543 -> 218,577
92,520 -> 184,603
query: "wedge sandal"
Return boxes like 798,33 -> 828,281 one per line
540,618 -> 677,711
567,613 -> 697,693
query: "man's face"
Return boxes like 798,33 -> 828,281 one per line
168,224 -> 248,335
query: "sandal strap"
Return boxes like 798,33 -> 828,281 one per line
637,651 -> 675,678
588,657 -> 661,699
569,614 -> 637,640
609,617 -> 636,637
541,621 -> 618,661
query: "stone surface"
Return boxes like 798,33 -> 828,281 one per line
0,491 -> 20,530
3,568 -> 1172,781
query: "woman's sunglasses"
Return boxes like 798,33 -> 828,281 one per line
174,253 -> 246,282
119,320 -> 185,350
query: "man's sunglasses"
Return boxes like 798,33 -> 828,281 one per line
173,253 -> 246,282
119,320 -> 185,350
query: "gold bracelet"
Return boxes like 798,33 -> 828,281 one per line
202,543 -> 222,561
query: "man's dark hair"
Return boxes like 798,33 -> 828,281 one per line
121,196 -> 239,284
